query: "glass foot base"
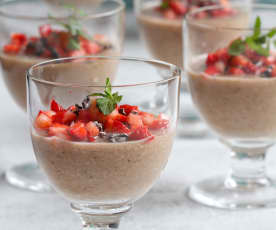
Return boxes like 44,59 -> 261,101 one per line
71,203 -> 132,229
5,162 -> 52,192
188,175 -> 276,209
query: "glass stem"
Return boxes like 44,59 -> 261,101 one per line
71,203 -> 132,230
225,144 -> 271,189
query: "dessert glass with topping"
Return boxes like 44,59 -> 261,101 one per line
135,0 -> 251,137
186,4 -> 276,209
27,56 -> 180,229
0,0 -> 125,192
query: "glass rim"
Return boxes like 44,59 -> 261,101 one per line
0,0 -> 125,21
27,56 -> 181,88
186,3 -> 276,32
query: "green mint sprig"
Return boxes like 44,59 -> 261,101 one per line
228,16 -> 276,57
48,4 -> 91,51
89,78 -> 123,115
161,0 -> 170,9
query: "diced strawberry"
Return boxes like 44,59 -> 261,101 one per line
50,99 -> 64,112
89,99 -> 105,123
149,119 -> 169,130
48,123 -> 71,140
112,120 -> 131,134
35,110 -> 53,130
139,111 -> 155,127
39,24 -> 52,37
169,0 -> 188,15
215,61 -> 226,73
86,121 -> 100,137
263,56 -> 275,66
11,33 -> 27,46
230,55 -> 249,67
3,44 -> 21,54
63,110 -> 77,124
93,34 -> 108,44
29,36 -> 39,42
271,65 -> 276,77
206,53 -> 218,66
106,109 -> 127,123
82,41 -> 102,55
204,65 -> 220,76
127,113 -> 144,129
119,104 -> 139,116
88,136 -> 96,142
129,127 -> 152,141
244,62 -> 257,74
228,67 -> 245,76
77,109 -> 92,123
163,8 -> 177,19
68,49 -> 86,57
216,48 -> 230,63
69,122 -> 87,141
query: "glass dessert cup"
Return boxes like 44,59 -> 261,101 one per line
135,0 -> 251,137
0,0 -> 125,192
186,3 -> 276,209
27,56 -> 180,229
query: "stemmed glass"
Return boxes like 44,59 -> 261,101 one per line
134,0 -> 252,137
0,0 -> 125,192
186,3 -> 276,209
27,56 -> 180,229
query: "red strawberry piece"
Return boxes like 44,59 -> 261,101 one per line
244,62 -> 257,74
82,41 -> 102,55
112,120 -> 131,134
127,113 -> 144,129
271,65 -> 276,77
129,127 -> 152,141
48,123 -> 71,140
216,48 -> 230,63
50,99 -> 64,112
69,122 -> 87,141
206,53 -> 218,66
86,121 -> 100,137
163,8 -> 177,19
119,104 -> 139,116
3,44 -> 21,54
77,109 -> 92,123
169,0 -> 188,15
230,55 -> 249,67
11,33 -> 27,46
68,49 -> 86,57
215,61 -> 226,73
150,119 -> 169,130
139,111 -> 155,127
204,65 -> 220,76
35,110 -> 54,130
228,67 -> 245,76
39,24 -> 52,37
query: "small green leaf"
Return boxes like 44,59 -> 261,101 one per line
267,28 -> 276,38
161,1 -> 169,9
246,37 -> 269,56
88,78 -> 123,115
67,38 -> 80,50
253,16 -> 261,38
228,39 -> 246,56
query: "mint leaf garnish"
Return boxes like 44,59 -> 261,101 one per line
89,78 -> 123,115
161,0 -> 169,9
48,5 -> 91,51
228,38 -> 246,56
228,16 -> 276,57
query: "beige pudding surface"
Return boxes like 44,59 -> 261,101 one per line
137,8 -> 249,69
0,47 -> 119,111
188,61 -> 276,139
32,131 -> 174,204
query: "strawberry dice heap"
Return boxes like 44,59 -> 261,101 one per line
3,24 -> 110,58
204,44 -> 276,78
157,0 -> 234,20
34,98 -> 169,143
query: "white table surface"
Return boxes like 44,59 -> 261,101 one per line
1,16 -> 276,230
